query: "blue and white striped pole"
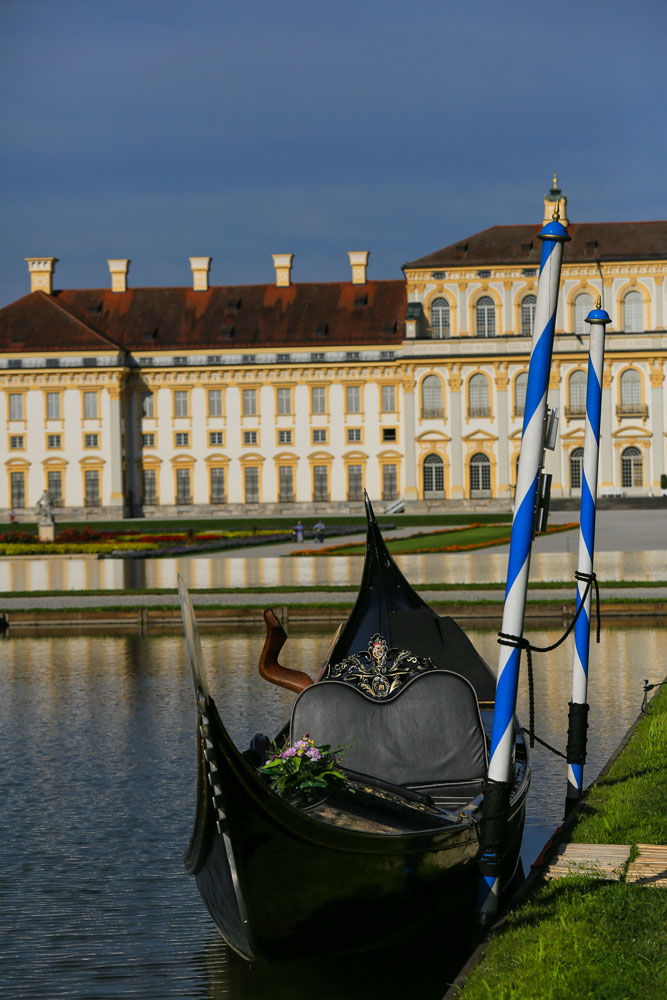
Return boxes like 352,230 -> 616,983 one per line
565,300 -> 610,813
478,207 -> 570,924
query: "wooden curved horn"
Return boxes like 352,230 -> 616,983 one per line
258,609 -> 314,693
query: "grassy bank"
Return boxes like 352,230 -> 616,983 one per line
455,684 -> 667,1000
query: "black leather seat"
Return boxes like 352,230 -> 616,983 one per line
290,669 -> 488,789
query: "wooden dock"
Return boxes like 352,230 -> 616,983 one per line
543,843 -> 667,885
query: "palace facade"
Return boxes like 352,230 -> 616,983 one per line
1,183 -> 666,517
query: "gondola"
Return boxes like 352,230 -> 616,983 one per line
178,496 -> 530,962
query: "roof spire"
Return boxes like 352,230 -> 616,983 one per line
543,175 -> 568,226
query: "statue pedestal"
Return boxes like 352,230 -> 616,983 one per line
39,523 -> 55,542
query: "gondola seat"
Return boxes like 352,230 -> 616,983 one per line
290,669 -> 488,794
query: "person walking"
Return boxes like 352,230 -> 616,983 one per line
293,520 -> 304,543
314,519 -> 325,543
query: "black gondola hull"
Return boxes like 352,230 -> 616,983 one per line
186,697 -> 528,962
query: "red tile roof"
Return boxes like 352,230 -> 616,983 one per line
404,221 -> 667,269
0,281 -> 407,354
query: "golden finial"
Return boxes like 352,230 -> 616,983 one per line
553,171 -> 558,188
596,295 -> 602,310
552,199 -> 560,221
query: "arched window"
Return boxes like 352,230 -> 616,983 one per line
568,370 -> 587,415
619,369 -> 642,415
421,374 -> 443,419
621,446 -> 643,488
469,453 -> 491,496
430,298 -> 450,339
476,296 -> 496,338
623,291 -> 643,333
423,454 -> 445,498
514,372 -> 528,416
468,373 -> 490,417
521,294 -> 536,337
570,447 -> 584,491
574,293 -> 594,335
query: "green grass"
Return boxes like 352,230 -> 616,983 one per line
0,513 -> 512,538
570,684 -> 667,846
315,522 -> 577,556
458,878 -> 667,1000
457,684 -> 667,1000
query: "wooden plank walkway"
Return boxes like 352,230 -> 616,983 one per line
543,843 -> 667,885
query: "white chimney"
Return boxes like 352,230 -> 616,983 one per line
272,253 -> 294,287
107,259 -> 130,293
348,251 -> 370,285
189,256 -> 212,291
25,257 -> 58,294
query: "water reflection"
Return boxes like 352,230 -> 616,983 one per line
0,625 -> 661,999
2,546 -> 665,593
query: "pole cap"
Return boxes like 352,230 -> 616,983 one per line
585,303 -> 611,325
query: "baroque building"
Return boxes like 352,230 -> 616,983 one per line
1,183 -> 666,517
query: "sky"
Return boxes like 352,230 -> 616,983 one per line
1,0 -> 665,306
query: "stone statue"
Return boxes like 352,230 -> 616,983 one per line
36,490 -> 55,526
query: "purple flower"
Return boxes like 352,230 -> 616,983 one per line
294,739 -> 308,750
281,747 -> 297,758
306,747 -> 322,760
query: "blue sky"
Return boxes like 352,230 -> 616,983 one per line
1,0 -> 664,305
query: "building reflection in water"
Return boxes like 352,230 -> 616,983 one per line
1,547 -> 665,593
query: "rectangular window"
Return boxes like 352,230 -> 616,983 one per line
312,429 -> 327,443
382,464 -> 398,501
84,433 -> 99,448
47,470 -> 63,506
141,391 -> 154,418
83,392 -> 98,419
347,464 -> 363,501
242,389 -> 257,416
311,352 -> 325,363
243,430 -> 258,445
346,385 -> 361,413
10,435 -> 24,450
245,467 -> 259,503
142,433 -> 156,447
276,387 -> 292,415
382,428 -> 397,442
209,431 -> 224,446
84,470 -> 100,506
46,392 -> 61,420
381,385 -> 396,412
10,471 -> 25,508
9,394 -> 23,421
311,386 -> 326,414
313,465 -> 329,501
47,434 -> 62,449
210,467 -> 226,503
347,428 -> 362,443
142,468 -> 157,504
278,466 -> 294,502
176,468 -> 191,504
175,432 -> 190,447
173,391 -> 188,418
278,429 -> 293,444
208,389 -> 223,417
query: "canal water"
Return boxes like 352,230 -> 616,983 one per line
1,624 -> 662,999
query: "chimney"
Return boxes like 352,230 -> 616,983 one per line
189,256 -> 212,291
272,253 -> 294,287
348,251 -> 370,285
25,257 -> 58,294
107,259 -> 130,293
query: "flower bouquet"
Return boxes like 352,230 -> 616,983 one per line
259,734 -> 350,804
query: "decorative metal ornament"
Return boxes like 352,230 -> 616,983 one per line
324,633 -> 436,700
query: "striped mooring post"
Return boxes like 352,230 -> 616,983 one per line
477,207 -> 570,925
565,300 -> 610,813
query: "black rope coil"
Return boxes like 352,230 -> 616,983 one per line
566,701 -> 590,764
478,778 -> 512,878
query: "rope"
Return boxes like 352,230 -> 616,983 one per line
642,678 -> 667,714
496,572 -> 601,754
